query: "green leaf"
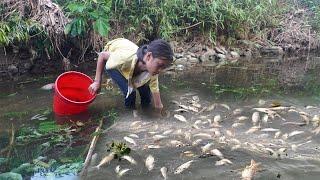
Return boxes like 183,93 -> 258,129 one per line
93,18 -> 109,37
67,3 -> 86,13
64,23 -> 72,35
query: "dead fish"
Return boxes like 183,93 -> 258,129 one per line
233,108 -> 243,115
188,106 -> 199,112
281,133 -> 288,140
174,114 -> 187,122
145,155 -> 155,171
201,143 -> 214,153
288,130 -> 304,137
215,158 -> 232,166
160,167 -> 168,179
262,114 -> 269,124
274,131 -> 281,139
238,116 -> 249,121
252,112 -> 260,125
115,165 -> 120,173
241,159 -> 260,180
312,115 -> 320,127
194,119 -> 202,125
258,99 -> 266,106
174,108 -> 189,113
193,133 -> 212,139
291,140 -> 312,152
170,140 -> 184,147
130,121 -> 141,127
128,134 -> 139,138
206,104 -> 216,112
220,103 -> 231,110
245,125 -> 261,134
144,145 -> 161,149
192,139 -> 203,146
133,110 -> 139,118
231,144 -> 241,150
232,122 -> 244,128
153,135 -> 167,141
210,149 -> 224,159
174,160 -> 194,174
312,126 -> 320,135
124,136 -> 137,146
264,148 -> 275,155
122,155 -> 137,165
192,124 -> 201,129
226,129 -> 235,137
96,152 -> 115,169
162,129 -> 173,135
214,115 -> 222,123
40,83 -> 55,90
118,168 -> 131,177
306,105 -> 317,109
261,128 -> 279,132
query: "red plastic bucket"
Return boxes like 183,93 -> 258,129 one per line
53,71 -> 96,115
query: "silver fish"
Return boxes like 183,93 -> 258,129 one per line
162,129 -> 173,135
40,83 -> 55,90
160,167 -> 168,179
261,128 -> 279,132
128,133 -> 139,138
252,112 -> 260,125
210,149 -> 224,159
174,160 -> 194,174
118,168 -> 130,177
215,158 -> 232,166
96,152 -> 115,169
245,125 -> 261,134
201,142 -> 214,153
214,115 -> 222,123
288,130 -> 304,137
124,136 -> 137,146
145,155 -> 155,171
192,139 -> 203,146
262,114 -> 269,124
122,155 -> 137,165
174,114 -> 187,122
233,108 -> 243,115
193,133 -> 212,139
170,140 -> 184,147
115,165 -> 120,173
232,122 -> 244,128
220,103 -> 230,110
274,131 -> 281,139
241,159 -> 260,180
144,145 -> 161,149
237,116 -> 249,121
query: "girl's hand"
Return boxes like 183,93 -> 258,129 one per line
88,81 -> 100,95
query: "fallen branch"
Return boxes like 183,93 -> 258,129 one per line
79,117 -> 104,178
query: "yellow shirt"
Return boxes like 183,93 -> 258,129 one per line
104,38 -> 159,97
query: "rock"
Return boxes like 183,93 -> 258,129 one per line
200,50 -> 216,62
230,51 -> 240,59
8,65 -> 18,74
260,46 -> 284,56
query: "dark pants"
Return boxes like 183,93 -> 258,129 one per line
106,69 -> 151,109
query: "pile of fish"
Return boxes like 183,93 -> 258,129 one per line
91,93 -> 320,179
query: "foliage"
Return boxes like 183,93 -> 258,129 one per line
107,141 -> 131,159
64,0 -> 111,37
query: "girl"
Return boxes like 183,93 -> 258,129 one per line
88,38 -> 173,110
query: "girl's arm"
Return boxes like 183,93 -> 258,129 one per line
152,91 -> 163,109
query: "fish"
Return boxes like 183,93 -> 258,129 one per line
144,145 -> 161,149
258,99 -> 266,106
237,116 -> 249,121
306,105 -> 317,109
291,140 -> 312,152
96,152 -> 115,169
264,148 -> 275,155
261,128 -> 279,132
245,125 -> 261,134
220,104 -> 231,111
241,159 -> 260,180
226,129 -> 235,137
145,155 -> 155,171
312,115 -> 320,127
122,155 -> 137,165
215,158 -> 232,166
194,120 -> 202,125
193,133 -> 212,139
288,130 -> 304,137
123,136 -> 137,146
160,167 -> 168,179
312,126 -> 320,135
174,108 -> 189,113
40,83 -> 55,90
206,104 -> 216,112
210,149 -> 224,159
162,129 -> 173,135
201,143 -> 214,153
274,131 -> 281,138
262,114 -> 269,124
174,114 -> 187,122
128,134 -> 139,138
281,133 -> 288,140
300,114 -> 310,124
232,122 -> 244,128
130,121 -> 141,127
153,135 -> 167,141
118,168 -> 130,177
115,165 -> 120,173
170,140 -> 184,147
214,115 -> 222,123
192,139 -> 203,146
252,112 -> 260,125
133,110 -> 139,118
233,108 -> 243,115
174,160 -> 194,174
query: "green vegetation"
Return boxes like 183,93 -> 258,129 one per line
107,141 -> 131,159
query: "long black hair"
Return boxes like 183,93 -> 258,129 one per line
136,39 -> 174,64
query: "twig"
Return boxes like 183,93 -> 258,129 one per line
79,117 -> 104,178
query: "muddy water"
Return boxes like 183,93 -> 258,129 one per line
1,54 -> 320,179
